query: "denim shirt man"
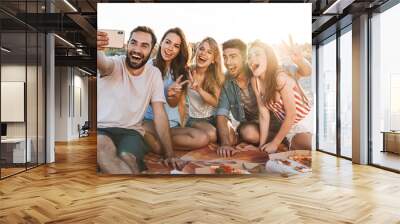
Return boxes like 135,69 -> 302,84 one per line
216,73 -> 255,122
216,39 -> 283,157
216,72 -> 281,134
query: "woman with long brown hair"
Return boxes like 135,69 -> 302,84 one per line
143,28 -> 210,152
248,40 -> 312,153
185,37 -> 225,144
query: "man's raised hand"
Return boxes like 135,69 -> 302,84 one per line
97,31 -> 109,51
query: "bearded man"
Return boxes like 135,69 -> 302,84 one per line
97,26 -> 184,174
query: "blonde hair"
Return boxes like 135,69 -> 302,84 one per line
196,37 -> 224,98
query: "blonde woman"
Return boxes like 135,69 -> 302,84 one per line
185,37 -> 225,144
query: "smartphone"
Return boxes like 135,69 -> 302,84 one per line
98,29 -> 125,49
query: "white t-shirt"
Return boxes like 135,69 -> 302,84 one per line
97,55 -> 165,135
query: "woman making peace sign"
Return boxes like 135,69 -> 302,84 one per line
185,37 -> 225,145
143,28 -> 210,153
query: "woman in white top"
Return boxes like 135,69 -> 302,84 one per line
185,37 -> 224,144
143,28 -> 210,152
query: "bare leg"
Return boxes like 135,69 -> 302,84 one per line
171,128 -> 209,150
216,116 -> 237,146
290,133 -> 312,151
238,123 -> 260,145
120,152 -> 140,174
97,134 -> 132,174
191,121 -> 217,143
143,135 -> 162,156
228,122 -> 238,146
143,120 -> 209,151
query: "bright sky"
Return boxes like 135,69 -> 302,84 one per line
98,3 -> 311,45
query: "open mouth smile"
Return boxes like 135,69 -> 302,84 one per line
164,50 -> 173,57
197,55 -> 208,63
130,53 -> 143,62
251,63 -> 260,71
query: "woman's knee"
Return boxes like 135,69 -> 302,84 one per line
206,127 -> 217,143
291,133 -> 312,150
151,140 -> 162,154
190,129 -> 210,148
238,123 -> 260,145
196,122 -> 217,143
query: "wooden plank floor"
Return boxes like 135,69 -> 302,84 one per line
1,135 -> 400,224
373,151 -> 400,171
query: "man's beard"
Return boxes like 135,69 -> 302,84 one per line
125,51 -> 151,69
231,64 -> 246,79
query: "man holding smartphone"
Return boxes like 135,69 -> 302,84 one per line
97,26 -> 185,174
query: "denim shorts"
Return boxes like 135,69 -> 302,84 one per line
97,127 -> 149,171
185,116 -> 216,128
143,118 -> 180,128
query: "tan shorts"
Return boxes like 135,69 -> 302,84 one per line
286,112 -> 314,147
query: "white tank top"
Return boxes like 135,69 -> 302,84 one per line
187,88 -> 215,118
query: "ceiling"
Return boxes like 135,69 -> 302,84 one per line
0,0 -> 393,74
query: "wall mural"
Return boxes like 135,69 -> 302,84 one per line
97,3 -> 313,176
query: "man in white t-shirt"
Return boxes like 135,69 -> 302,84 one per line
97,26 -> 185,174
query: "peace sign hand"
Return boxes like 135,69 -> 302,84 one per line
167,75 -> 190,98
280,34 -> 303,65
188,69 -> 204,92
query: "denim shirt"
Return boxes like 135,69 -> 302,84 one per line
216,74 -> 258,122
216,74 -> 282,134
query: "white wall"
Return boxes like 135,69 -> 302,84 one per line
1,64 -> 45,163
72,73 -> 89,138
1,65 -> 26,138
54,67 -> 89,141
1,65 -> 39,138
55,66 -> 69,141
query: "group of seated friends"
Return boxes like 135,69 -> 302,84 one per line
97,26 -> 312,174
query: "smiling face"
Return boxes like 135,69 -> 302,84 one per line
125,31 -> 153,69
160,32 -> 182,63
248,46 -> 267,78
195,41 -> 215,69
223,48 -> 244,78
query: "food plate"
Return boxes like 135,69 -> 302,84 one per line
265,159 -> 311,175
269,150 -> 312,167
179,160 -> 254,174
